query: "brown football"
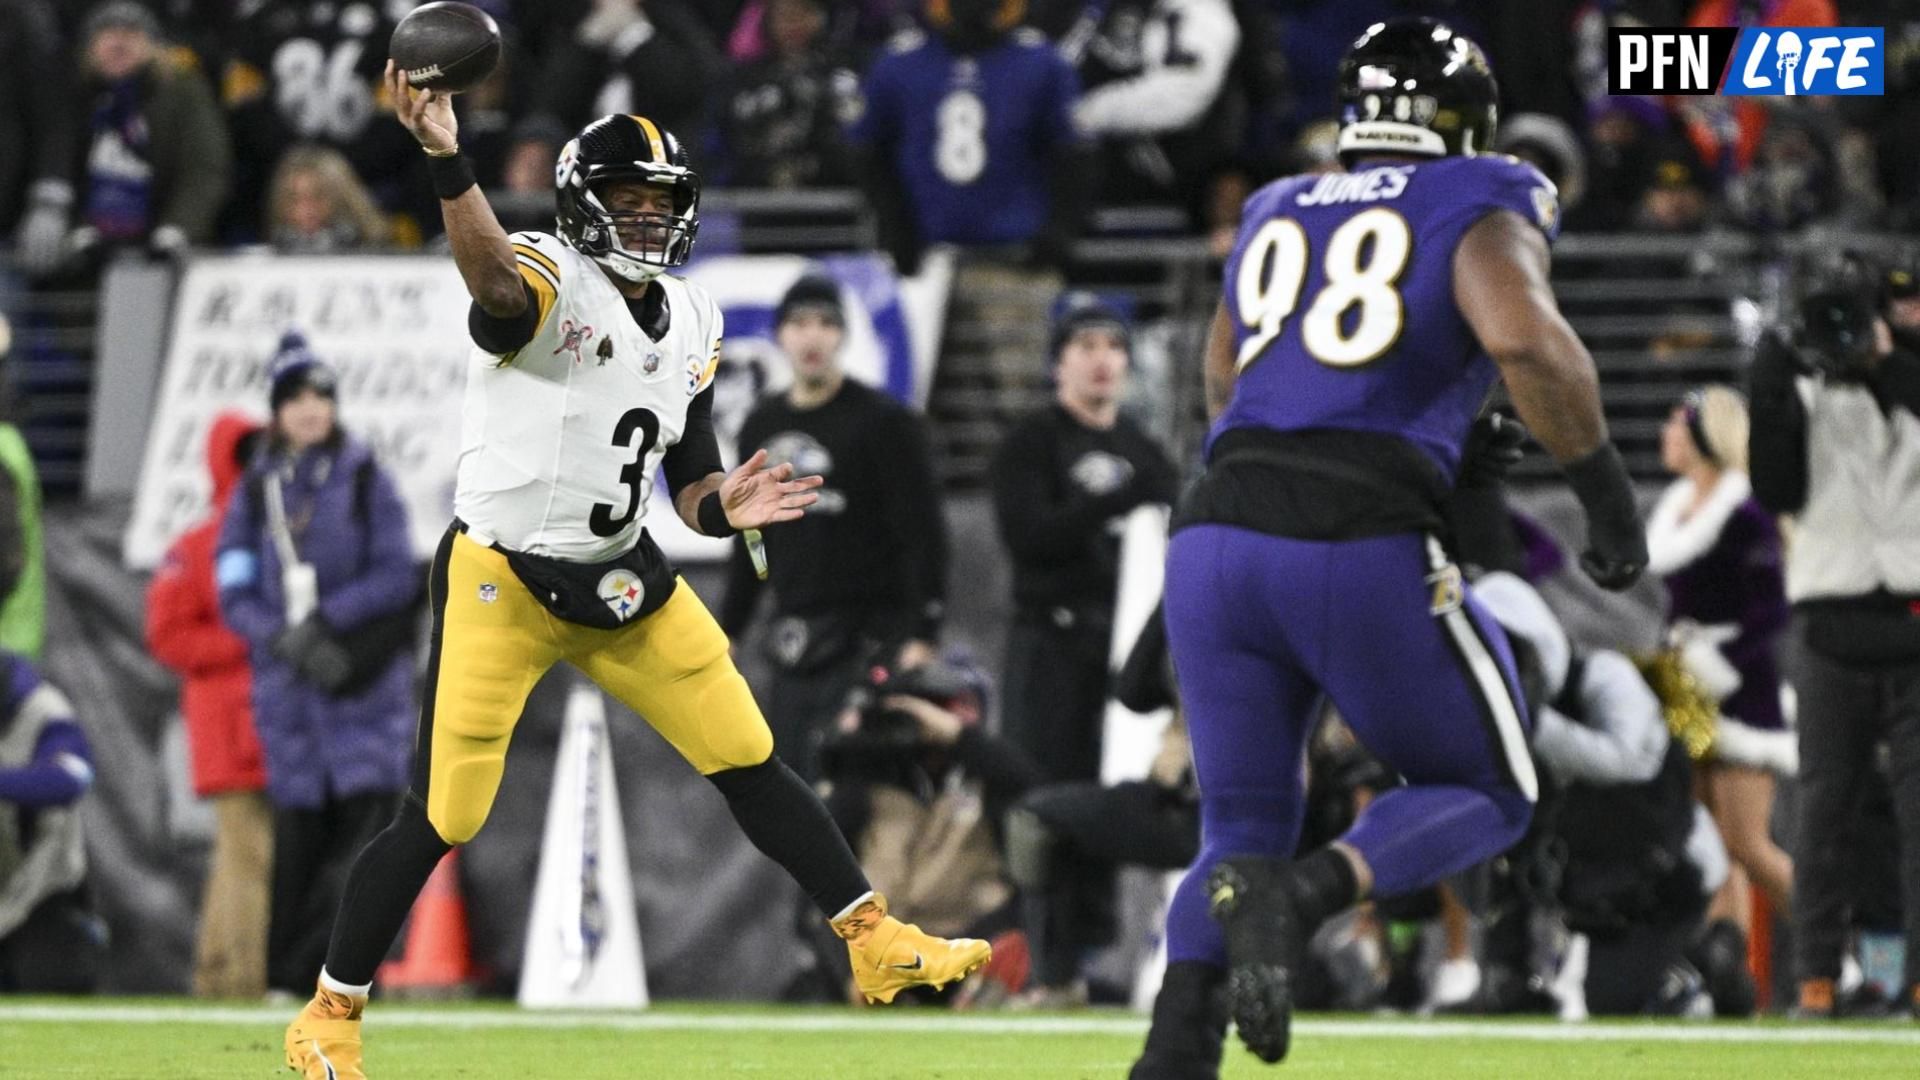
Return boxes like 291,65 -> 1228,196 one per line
389,2 -> 501,94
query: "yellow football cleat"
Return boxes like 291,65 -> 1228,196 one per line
831,892 -> 992,1004
284,982 -> 367,1079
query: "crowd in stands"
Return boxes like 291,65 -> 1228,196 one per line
2,0 -> 1918,282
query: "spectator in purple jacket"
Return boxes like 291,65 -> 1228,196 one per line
0,652 -> 102,992
215,331 -> 419,996
1647,384 -> 1794,938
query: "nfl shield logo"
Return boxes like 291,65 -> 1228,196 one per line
478,582 -> 499,604
644,350 -> 660,374
598,569 -> 645,622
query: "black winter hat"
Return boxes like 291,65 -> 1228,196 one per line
775,274 -> 845,328
267,331 -> 338,412
1049,297 -> 1131,364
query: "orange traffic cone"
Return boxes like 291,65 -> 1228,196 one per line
1749,886 -> 1773,1012
378,850 -> 473,997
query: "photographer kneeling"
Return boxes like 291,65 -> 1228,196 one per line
1474,573 -> 1740,1019
818,653 -> 1045,1004
1751,268 -> 1920,1018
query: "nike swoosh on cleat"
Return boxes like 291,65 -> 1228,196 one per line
312,1040 -> 338,1080
884,951 -> 925,972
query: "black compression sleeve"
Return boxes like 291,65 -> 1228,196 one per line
706,759 -> 870,918
468,279 -> 542,354
662,384 -> 723,498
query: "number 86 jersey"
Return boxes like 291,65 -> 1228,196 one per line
454,231 -> 721,562
1214,155 -> 1559,481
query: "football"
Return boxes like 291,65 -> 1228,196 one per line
389,1 -> 502,94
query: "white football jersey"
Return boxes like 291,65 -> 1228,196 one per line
454,231 -> 721,561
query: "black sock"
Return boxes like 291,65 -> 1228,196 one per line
322,796 -> 452,986
706,758 -> 870,919
1138,961 -> 1227,1064
1289,847 -> 1362,928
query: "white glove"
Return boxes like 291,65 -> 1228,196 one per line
1670,620 -> 1742,700
1679,635 -> 1742,701
14,180 -> 72,276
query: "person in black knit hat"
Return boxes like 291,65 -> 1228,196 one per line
989,297 -> 1178,784
721,273 -> 949,782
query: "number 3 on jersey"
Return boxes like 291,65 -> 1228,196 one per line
589,407 -> 660,537
1236,208 -> 1412,371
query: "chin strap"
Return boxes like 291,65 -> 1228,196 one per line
594,251 -> 665,284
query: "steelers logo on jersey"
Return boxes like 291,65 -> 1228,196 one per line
598,569 -> 645,622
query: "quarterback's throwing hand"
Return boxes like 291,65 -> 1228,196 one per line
385,59 -> 458,155
721,449 -> 823,529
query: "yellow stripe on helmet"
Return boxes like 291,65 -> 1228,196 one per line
629,115 -> 668,163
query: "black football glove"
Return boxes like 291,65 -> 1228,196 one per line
271,615 -> 328,664
273,615 -> 355,693
300,637 -> 355,694
1458,413 -> 1531,488
1564,442 -> 1647,591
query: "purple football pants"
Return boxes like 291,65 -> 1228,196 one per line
1161,525 -> 1536,966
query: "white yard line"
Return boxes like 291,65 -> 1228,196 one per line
2,1004 -> 1918,1045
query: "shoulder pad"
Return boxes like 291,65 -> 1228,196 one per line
1461,155 -> 1560,238
509,232 -> 568,282
1484,154 -> 1557,194
508,230 -> 567,255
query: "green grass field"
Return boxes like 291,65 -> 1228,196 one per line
3,1001 -> 1918,1079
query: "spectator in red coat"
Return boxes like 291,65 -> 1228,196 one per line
146,410 -> 271,999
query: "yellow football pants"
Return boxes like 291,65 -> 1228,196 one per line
418,531 -> 773,844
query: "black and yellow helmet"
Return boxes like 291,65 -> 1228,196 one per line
554,114 -> 701,283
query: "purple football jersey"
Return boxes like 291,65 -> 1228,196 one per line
1212,155 -> 1560,479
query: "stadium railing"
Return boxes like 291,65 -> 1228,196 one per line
0,258 -> 103,495
51,193 -> 1920,498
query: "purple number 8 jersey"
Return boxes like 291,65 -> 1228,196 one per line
1212,155 -> 1560,481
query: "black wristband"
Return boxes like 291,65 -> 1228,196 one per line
698,491 -> 737,538
1563,442 -> 1636,523
427,151 -> 477,200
